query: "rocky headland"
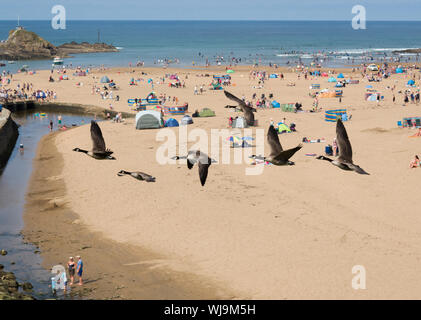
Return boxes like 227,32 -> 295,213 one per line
0,28 -> 118,61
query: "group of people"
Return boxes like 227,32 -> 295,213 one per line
0,81 -> 57,103
51,256 -> 84,293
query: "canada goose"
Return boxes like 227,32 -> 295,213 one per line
117,170 -> 156,182
173,150 -> 214,186
224,90 -> 256,126
316,119 -> 369,175
73,121 -> 115,160
252,125 -> 302,165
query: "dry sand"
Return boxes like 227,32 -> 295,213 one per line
14,65 -> 421,299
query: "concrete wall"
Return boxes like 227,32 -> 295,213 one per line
0,107 -> 19,172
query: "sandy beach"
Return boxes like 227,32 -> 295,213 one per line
11,65 -> 421,299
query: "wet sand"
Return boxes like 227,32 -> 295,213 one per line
23,131 -> 236,299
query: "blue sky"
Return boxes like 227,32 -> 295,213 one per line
1,0 -> 420,21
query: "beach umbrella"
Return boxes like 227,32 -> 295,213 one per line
337,73 -> 344,78
241,136 -> 254,141
408,79 -> 415,86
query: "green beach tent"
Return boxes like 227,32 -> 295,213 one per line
199,108 -> 216,117
226,69 -> 234,74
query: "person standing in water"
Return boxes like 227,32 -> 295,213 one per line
76,256 -> 83,285
67,257 -> 75,286
49,120 -> 53,132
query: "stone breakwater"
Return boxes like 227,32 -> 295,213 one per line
0,107 -> 19,172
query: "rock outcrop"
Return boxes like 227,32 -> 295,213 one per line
0,28 -> 118,60
57,41 -> 119,54
0,28 -> 58,60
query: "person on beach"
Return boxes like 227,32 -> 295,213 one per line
67,257 -> 75,285
76,256 -> 83,285
49,120 -> 53,132
410,155 -> 419,168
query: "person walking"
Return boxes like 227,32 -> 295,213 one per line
76,256 -> 83,286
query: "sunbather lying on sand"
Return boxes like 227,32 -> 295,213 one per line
410,155 -> 419,168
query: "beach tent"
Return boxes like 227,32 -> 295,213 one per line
328,77 -> 337,83
335,82 -> 344,87
100,76 -> 111,83
269,74 -> 278,79
226,69 -> 234,74
165,118 -> 179,127
408,79 -> 415,86
180,115 -> 193,125
396,68 -> 403,74
277,123 -> 291,133
135,110 -> 163,129
271,101 -> 280,108
232,117 -> 248,128
199,108 -> 215,117
337,73 -> 344,78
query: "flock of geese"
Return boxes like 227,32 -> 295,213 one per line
72,90 -> 369,188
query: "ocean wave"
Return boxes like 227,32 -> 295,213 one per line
116,47 -> 124,50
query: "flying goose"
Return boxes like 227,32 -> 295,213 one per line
117,170 -> 156,182
224,90 -> 256,126
252,125 -> 302,165
316,119 -> 369,174
173,150 -> 214,186
73,120 -> 115,160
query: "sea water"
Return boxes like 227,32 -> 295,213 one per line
1,20 -> 421,71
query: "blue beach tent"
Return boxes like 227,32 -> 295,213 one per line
100,76 -> 110,83
165,118 -> 179,127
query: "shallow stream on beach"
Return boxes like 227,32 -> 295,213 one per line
0,109 -> 94,299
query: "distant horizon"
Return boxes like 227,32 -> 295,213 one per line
2,19 -> 421,22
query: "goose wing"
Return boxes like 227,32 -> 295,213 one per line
224,90 -> 255,125
272,145 -> 303,162
138,172 -> 156,182
243,108 -> 255,126
336,119 -> 353,163
224,90 -> 247,108
90,121 -> 107,154
198,161 -> 210,186
267,125 -> 283,157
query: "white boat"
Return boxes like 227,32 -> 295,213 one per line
52,57 -> 64,66
8,61 -> 15,64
